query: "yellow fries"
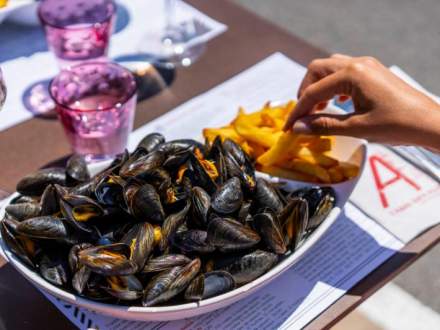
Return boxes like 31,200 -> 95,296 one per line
202,100 -> 360,184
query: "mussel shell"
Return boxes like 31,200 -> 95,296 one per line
68,243 -> 93,272
0,220 -> 35,267
253,211 -> 287,254
184,273 -> 204,301
10,195 -> 38,205
211,177 -> 243,214
207,136 -> 228,185
66,154 -> 90,185
222,139 -> 246,165
40,184 -> 60,216
120,150 -> 165,178
69,179 -> 95,197
202,271 -> 235,299
142,254 -> 191,273
216,250 -> 277,285
16,216 -> 69,240
16,167 -> 66,196
137,133 -> 165,153
78,243 -> 138,276
5,202 -> 41,221
172,230 -> 215,254
143,258 -> 201,307
237,201 -> 252,225
185,154 -> 217,195
279,197 -> 309,250
39,254 -> 70,287
159,201 -> 191,251
104,275 -> 144,301
60,195 -> 104,234
143,266 -> 182,306
189,187 -> 211,229
291,187 -> 336,230
130,184 -> 165,223
155,139 -> 205,156
120,222 -> 155,270
136,168 -> 171,192
206,216 -> 260,253
254,178 -> 284,213
95,175 -> 125,207
72,266 -> 92,294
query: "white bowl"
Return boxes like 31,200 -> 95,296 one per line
0,127 -> 367,322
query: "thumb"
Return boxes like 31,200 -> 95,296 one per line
292,113 -> 361,136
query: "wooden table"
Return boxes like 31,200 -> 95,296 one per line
0,0 -> 439,329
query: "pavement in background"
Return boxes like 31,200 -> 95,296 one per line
233,0 -> 440,325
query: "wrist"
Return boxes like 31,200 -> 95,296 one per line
411,102 -> 440,152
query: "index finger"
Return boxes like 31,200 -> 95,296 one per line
284,70 -> 353,130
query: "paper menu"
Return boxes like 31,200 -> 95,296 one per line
0,0 -> 227,132
350,144 -> 440,243
42,203 -> 403,330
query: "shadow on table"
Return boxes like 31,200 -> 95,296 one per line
21,78 -> 57,119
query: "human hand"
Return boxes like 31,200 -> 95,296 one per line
283,54 -> 440,151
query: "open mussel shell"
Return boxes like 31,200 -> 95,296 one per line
68,243 -> 94,272
185,270 -> 235,302
291,187 -> 336,230
120,222 -> 155,270
207,216 -> 260,253
143,258 -> 201,307
137,133 -> 165,153
159,200 -> 191,251
171,230 -> 215,254
0,220 -> 35,268
211,177 -> 243,214
5,202 -> 41,221
104,275 -> 144,301
142,254 -> 191,273
15,216 -> 70,240
66,154 -> 90,185
39,253 -> 70,287
16,167 -> 66,196
156,139 -> 205,156
78,243 -> 138,276
94,174 -> 125,207
253,211 -> 287,254
279,197 -> 309,250
254,178 -> 284,214
222,138 -> 247,165
215,250 -> 278,285
60,195 -> 105,233
185,153 -> 217,195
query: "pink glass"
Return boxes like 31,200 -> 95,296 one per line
49,62 -> 137,161
38,0 -> 116,68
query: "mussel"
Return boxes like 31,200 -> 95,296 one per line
16,167 -> 66,196
211,177 -> 243,214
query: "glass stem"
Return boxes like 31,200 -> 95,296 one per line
165,0 -> 176,31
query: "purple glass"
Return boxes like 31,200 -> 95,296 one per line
38,0 -> 116,67
49,62 -> 137,161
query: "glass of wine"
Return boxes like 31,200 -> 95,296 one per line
49,62 -> 137,162
38,0 -> 116,68
138,0 -> 205,67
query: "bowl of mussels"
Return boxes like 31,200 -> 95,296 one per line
0,132 -> 366,321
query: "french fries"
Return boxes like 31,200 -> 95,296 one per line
203,100 -> 360,183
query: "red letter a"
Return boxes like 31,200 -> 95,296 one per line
369,155 -> 420,208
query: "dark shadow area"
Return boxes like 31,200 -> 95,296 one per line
114,3 -> 130,34
0,22 -> 47,62
21,78 -> 57,119
113,54 -> 176,102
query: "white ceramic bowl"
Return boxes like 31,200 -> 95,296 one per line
0,116 -> 367,321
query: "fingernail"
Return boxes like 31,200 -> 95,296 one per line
292,120 -> 312,134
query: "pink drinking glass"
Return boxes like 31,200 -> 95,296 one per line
38,0 -> 116,68
49,62 -> 137,162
